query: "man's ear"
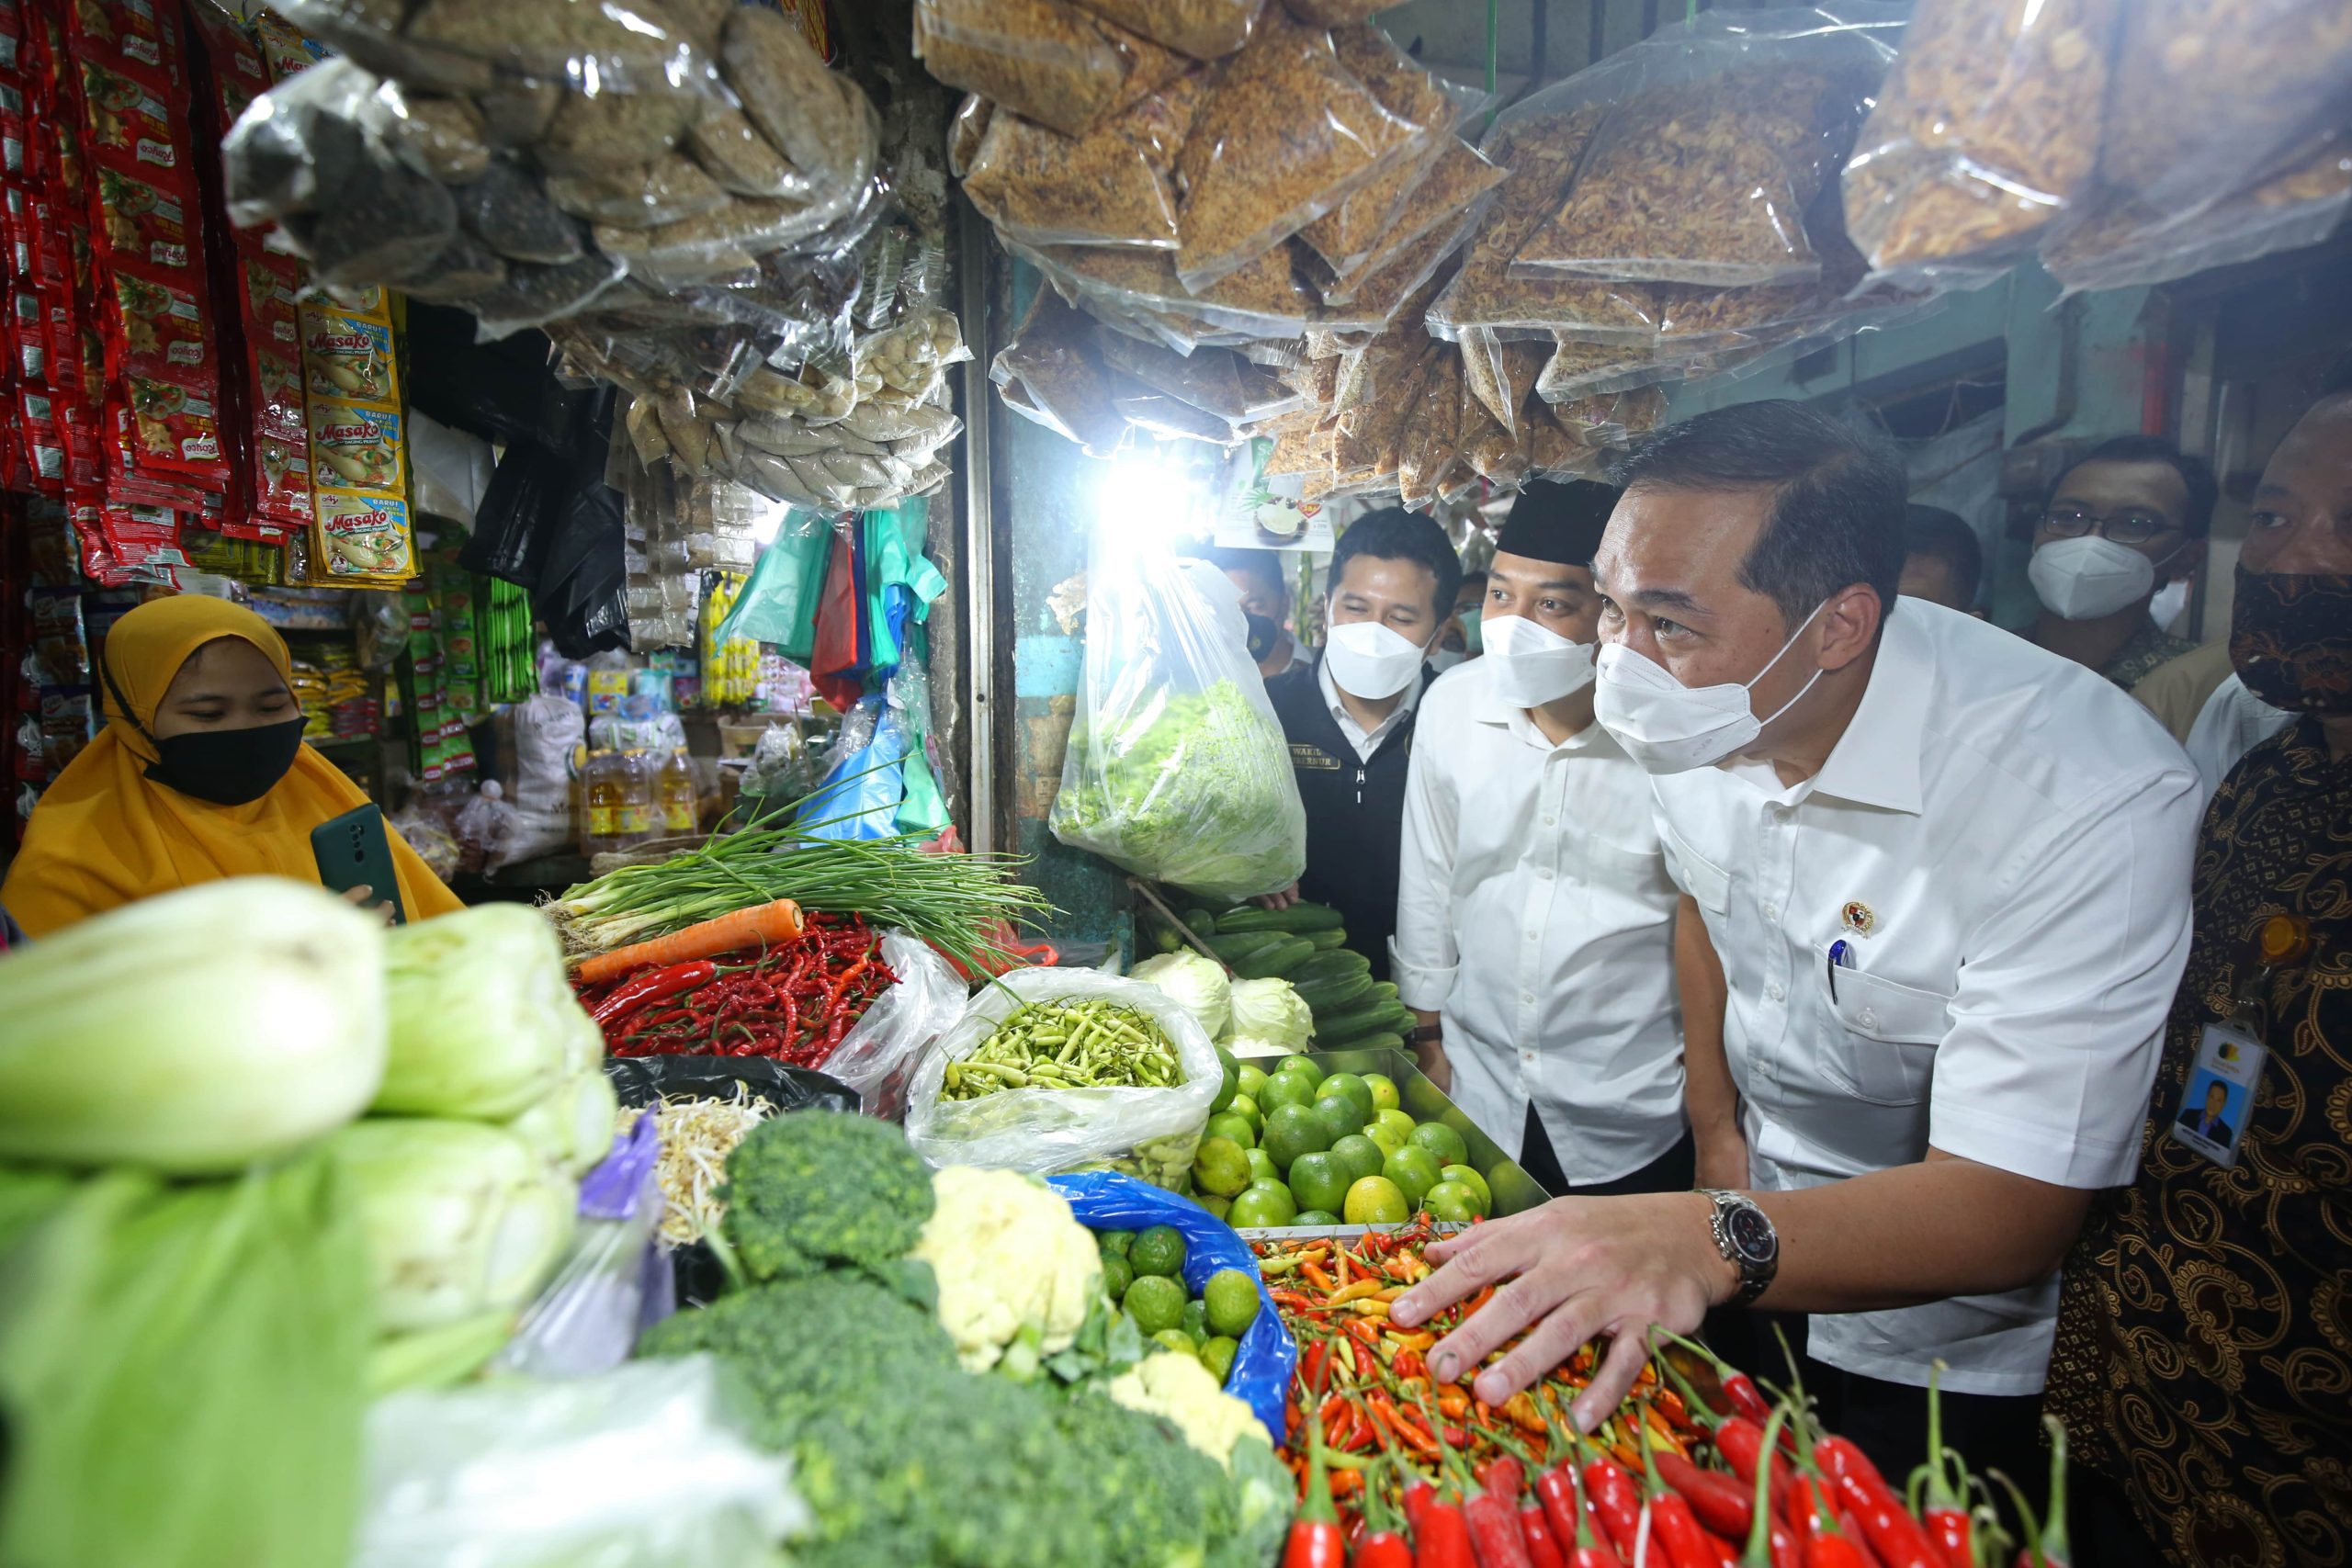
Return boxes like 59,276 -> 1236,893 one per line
1816,583 -> 1883,672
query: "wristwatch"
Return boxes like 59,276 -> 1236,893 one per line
1700,1190 -> 1778,1308
1411,1023 -> 1443,1044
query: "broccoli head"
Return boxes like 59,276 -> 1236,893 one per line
718,1110 -> 935,1276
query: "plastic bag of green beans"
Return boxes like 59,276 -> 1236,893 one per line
904,967 -> 1220,1190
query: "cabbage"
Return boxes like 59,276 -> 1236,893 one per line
375,903 -> 601,1120
503,1067 -> 622,1177
0,876 -> 387,1173
1132,952 -> 1231,1039
1227,977 -> 1312,1052
330,1118 -> 577,1333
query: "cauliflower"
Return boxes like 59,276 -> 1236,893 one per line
910,1167 -> 1102,1373
1105,1350 -> 1262,1470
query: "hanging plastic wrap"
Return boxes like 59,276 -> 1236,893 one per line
911,0 -> 1193,140
960,72 -> 1208,250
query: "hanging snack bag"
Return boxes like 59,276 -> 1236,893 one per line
960,71 -> 1206,251
1320,138 -> 1508,306
1422,103 -> 1611,340
989,285 -> 1128,457
1064,0 -> 1263,62
1294,24 -> 1464,279
2042,133 -> 2352,295
912,0 -> 1189,140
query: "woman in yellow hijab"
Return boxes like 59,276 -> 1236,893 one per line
3,596 -> 462,936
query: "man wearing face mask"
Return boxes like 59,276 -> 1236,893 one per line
1260,508 -> 1462,982
1211,547 -> 1311,681
1393,480 -> 1719,1197
2021,436 -> 2214,691
1439,570 -> 1488,664
1385,402 -> 2199,1505
2041,382 -> 2352,1568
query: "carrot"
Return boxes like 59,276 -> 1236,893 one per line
573,898 -> 806,984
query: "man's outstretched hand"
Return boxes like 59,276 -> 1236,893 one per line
1388,1191 -> 1738,1432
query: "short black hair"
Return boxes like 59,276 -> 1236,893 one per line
1204,546 -> 1286,606
2046,435 -> 2219,538
1329,507 -> 1463,624
1903,504 -> 1983,608
1457,569 -> 1488,594
1611,400 -> 1907,631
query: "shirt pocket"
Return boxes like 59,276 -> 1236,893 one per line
1817,966 -> 1949,1107
1657,819 -> 1731,914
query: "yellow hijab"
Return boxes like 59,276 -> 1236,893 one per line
3,595 -> 463,937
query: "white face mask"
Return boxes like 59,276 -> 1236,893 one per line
2029,536 -> 2158,621
1427,648 -> 1466,675
1323,620 -> 1430,700
1480,614 -> 1595,708
2147,577 -> 2191,633
1593,602 -> 1828,775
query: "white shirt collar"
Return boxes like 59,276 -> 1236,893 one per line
1748,605 -> 1928,815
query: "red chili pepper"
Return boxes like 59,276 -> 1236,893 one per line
1577,1455 -> 1643,1557
1476,1454 -> 1526,1509
1657,1329 -> 1772,1427
1354,1463 -> 1415,1568
1464,1492 -> 1535,1568
1418,1499 -> 1476,1568
1653,1350 -> 1791,1521
1657,1450 -> 1753,1540
1737,1410 -> 1801,1568
1402,1476 -> 1437,1532
1521,1504 -> 1567,1568
1990,1418 -> 2072,1568
1906,1366 -> 1973,1568
1282,1411 -> 1346,1568
1838,1513 -> 1886,1568
1634,1415 -> 1720,1568
591,959 -> 715,1026
1816,1437 -> 1935,1568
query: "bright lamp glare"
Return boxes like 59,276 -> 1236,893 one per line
1097,443 -> 1206,548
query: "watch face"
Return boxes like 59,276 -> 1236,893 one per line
1726,1205 -> 1776,1265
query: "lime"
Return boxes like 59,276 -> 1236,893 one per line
1101,1254 -> 1135,1302
1293,1209 -> 1340,1226
1425,1179 -> 1486,1223
1408,1121 -> 1470,1168
1198,1192 -> 1232,1221
1201,1335 -> 1239,1385
1153,1328 -> 1198,1357
1258,1071 -> 1316,1114
1287,1151 -> 1351,1215
1262,1102 -> 1335,1171
1236,1063 -> 1269,1100
1211,1046 -> 1239,1115
1318,1072 -> 1375,1125
1204,1268 -> 1262,1337
1204,1112 -> 1257,1150
1098,1230 -> 1135,1258
1182,1298 -> 1209,1341
1227,1180 -> 1298,1228
1363,1072 -> 1401,1113
1384,1145 -> 1443,1209
1278,1054 -> 1328,1090
1440,1165 -> 1492,1212
1310,1095 -> 1362,1148
1361,1120 -> 1407,1156
1344,1175 -> 1410,1225
1373,1109 -> 1416,1143
1193,1135 -> 1252,1199
1246,1148 -> 1281,1184
1227,1093 -> 1264,1135
1330,1133 -> 1385,1186
1129,1225 -> 1187,1279
1125,1274 -> 1186,1336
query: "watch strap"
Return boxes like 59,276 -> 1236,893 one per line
1700,1188 -> 1777,1308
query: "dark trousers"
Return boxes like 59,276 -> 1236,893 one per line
2067,1461 -> 2170,1568
1520,1104 -> 1696,1196
1702,1309 -> 2052,1529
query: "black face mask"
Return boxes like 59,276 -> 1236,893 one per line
2230,564 -> 2352,715
1243,612 -> 1283,666
144,717 -> 308,805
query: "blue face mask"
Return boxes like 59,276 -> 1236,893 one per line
1459,607 -> 1483,654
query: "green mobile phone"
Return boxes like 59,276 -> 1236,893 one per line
311,803 -> 406,925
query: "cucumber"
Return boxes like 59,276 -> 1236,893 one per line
1232,937 -> 1316,980
1317,1001 -> 1416,1043
1369,982 -> 1399,1005
1326,1032 -> 1407,1057
1205,931 -> 1283,964
1151,922 -> 1183,954
1291,950 -> 1372,987
1211,902 -> 1347,935
1295,974 -> 1376,1014
1180,908 -> 1221,936
1305,928 -> 1350,951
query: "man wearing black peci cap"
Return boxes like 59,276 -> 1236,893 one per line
1391,480 -> 1715,1195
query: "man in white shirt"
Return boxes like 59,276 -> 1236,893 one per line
1393,480 -> 1711,1197
1390,400 -> 2200,1502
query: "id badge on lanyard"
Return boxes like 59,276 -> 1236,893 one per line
2168,913 -> 2310,1169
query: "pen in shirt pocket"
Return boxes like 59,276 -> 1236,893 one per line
1826,939 -> 1853,1000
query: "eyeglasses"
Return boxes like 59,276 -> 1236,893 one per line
2039,507 -> 2179,546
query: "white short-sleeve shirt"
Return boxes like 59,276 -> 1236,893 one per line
1648,599 -> 2201,1395
1389,659 -> 1686,1183
2182,671 -> 2294,799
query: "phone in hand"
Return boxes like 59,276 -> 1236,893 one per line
311,803 -> 406,925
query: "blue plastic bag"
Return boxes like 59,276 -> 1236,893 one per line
1046,1170 -> 1296,1442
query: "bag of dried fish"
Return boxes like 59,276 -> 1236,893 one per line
913,0 -> 1189,139
1839,0 -> 2120,282
1508,8 -> 1896,289
719,6 -> 876,193
1097,333 -> 1300,423
1295,25 -> 1465,278
962,72 -> 1205,249
454,158 -> 585,264
1021,238 -> 1319,339
1065,0 -> 1263,62
546,153 -> 729,229
319,0 -> 718,97
990,286 -> 1128,456
1172,9 -> 1431,291
1115,378 -> 1247,446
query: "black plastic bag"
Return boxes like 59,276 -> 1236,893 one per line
458,441 -> 571,583
602,1056 -> 859,1113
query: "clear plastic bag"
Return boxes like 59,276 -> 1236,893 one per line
821,931 -> 971,1118
1838,0 -> 2120,282
351,1356 -> 805,1568
904,966 -> 1224,1188
277,0 -> 726,100
1320,139 -> 1509,307
913,0 -> 1190,139
1506,6 -> 1899,288
1171,11 -> 1433,291
2041,133 -> 2352,294
1097,334 -> 1303,423
1048,551 -> 1306,897
990,286 -> 1129,457
492,1111 -> 662,1378
961,72 -> 1207,249
1294,27 -> 1471,278
1021,237 -> 1320,341
1422,102 -> 1612,340
1066,0 -> 1264,62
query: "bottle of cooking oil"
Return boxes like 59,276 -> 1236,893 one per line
617,750 -> 658,847
656,747 -> 698,834
581,750 -> 653,854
